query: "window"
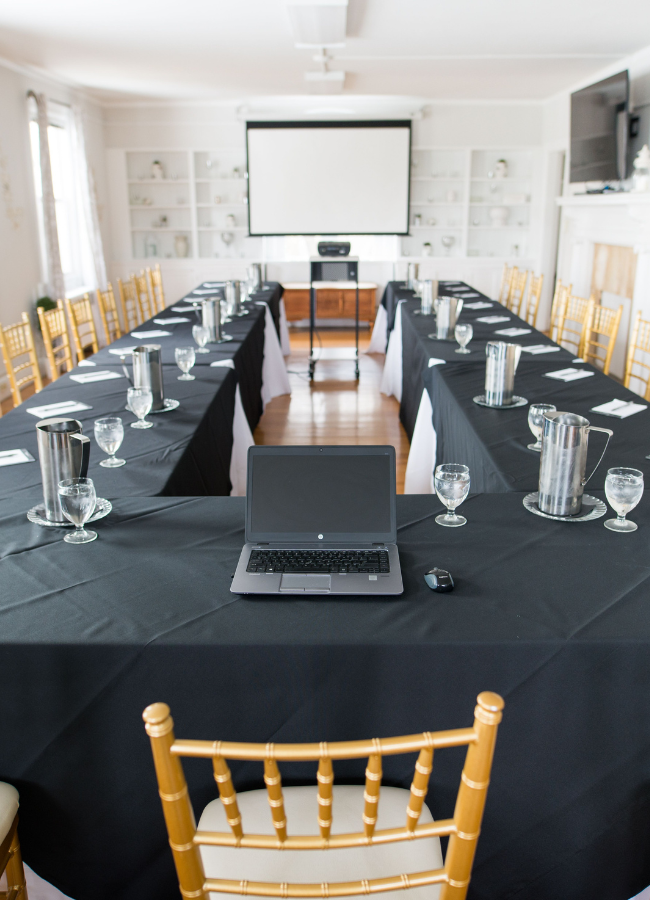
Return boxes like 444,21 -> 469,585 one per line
29,103 -> 94,297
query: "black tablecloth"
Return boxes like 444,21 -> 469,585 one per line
3,493 -> 650,900
399,282 -> 575,440
380,281 -> 413,336
0,296 -> 266,502
425,358 -> 650,494
182,281 -> 284,338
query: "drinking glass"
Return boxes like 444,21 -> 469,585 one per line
221,297 -> 235,323
58,477 -> 97,544
175,346 -> 196,381
604,467 -> 644,532
527,403 -> 556,451
441,235 -> 455,256
454,323 -> 473,354
94,416 -> 125,467
128,387 -> 153,429
434,463 -> 470,527
192,324 -> 211,354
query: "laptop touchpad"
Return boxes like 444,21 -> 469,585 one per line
280,574 -> 331,592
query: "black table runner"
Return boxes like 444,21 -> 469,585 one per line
2,493 -> 650,900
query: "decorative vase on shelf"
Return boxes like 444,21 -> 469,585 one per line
151,160 -> 164,181
422,242 -> 433,257
413,213 -> 422,227
495,159 -> 508,179
632,145 -> 650,193
174,234 -> 189,258
145,236 -> 158,257
489,206 -> 509,227
225,213 -> 236,228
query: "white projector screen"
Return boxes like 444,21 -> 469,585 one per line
246,121 -> 411,235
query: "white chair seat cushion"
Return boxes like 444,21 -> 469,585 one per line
198,785 -> 442,900
0,782 -> 19,844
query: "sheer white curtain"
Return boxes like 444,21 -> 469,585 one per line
34,93 -> 65,301
71,104 -> 107,291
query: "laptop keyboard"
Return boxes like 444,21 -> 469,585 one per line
247,549 -> 390,574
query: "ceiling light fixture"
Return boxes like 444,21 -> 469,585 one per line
286,0 -> 348,48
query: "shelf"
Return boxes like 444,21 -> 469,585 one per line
468,226 -> 529,231
411,177 -> 466,182
198,227 -> 248,232
411,202 -> 464,207
470,178 -> 530,183
469,202 -> 529,207
195,178 -> 246,184
130,205 -> 190,210
196,203 -> 247,208
128,179 -> 189,184
410,226 -> 463,231
131,228 -> 192,233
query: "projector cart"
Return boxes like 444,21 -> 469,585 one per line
309,256 -> 360,381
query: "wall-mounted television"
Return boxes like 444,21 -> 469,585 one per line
570,70 -> 629,183
246,120 -> 411,236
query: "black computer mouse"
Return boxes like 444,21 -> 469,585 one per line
424,567 -> 454,592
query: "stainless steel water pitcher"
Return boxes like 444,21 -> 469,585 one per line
122,345 -> 165,411
484,341 -> 521,406
247,264 -> 262,291
538,412 -> 613,516
201,297 -> 222,342
436,296 -> 463,339
226,280 -> 243,316
407,263 -> 419,289
36,418 -> 90,523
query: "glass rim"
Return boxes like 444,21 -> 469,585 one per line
127,386 -> 152,394
58,476 -> 95,489
94,416 -> 122,427
435,463 -> 469,474
529,403 -> 556,412
607,467 -> 644,479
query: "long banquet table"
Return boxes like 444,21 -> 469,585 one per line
2,492 -> 650,900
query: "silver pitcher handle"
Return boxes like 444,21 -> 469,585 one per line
582,426 -> 614,487
120,355 -> 133,386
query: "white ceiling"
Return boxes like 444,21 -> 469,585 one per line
0,0 -> 648,103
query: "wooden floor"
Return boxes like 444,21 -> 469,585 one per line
253,328 -> 409,493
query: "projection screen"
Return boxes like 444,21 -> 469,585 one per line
246,121 -> 411,236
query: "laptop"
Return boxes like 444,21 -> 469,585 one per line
231,445 -> 403,596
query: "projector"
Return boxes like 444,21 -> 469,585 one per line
318,242 -> 351,257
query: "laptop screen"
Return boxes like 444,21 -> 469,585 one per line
246,446 -> 395,542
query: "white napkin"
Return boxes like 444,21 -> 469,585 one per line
210,359 -> 236,369
590,399 -> 648,418
445,286 -> 467,292
189,288 -> 224,295
201,282 -> 225,288
25,400 -> 92,418
476,315 -> 510,324
172,305 -> 199,312
0,448 -> 34,466
69,370 -> 124,384
457,292 -> 480,298
465,301 -> 493,310
494,327 -> 532,337
521,344 -> 561,355
130,330 -> 172,339
153,317 -> 190,324
428,358 -> 446,367
109,346 -> 137,356
573,358 -> 585,363
77,359 -> 96,367
544,367 -> 595,382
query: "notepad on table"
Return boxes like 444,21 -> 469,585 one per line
476,315 -> 510,324
590,399 -> 648,418
494,327 -> 532,337
172,304 -> 199,312
69,370 -> 124,384
25,400 -> 92,418
109,346 -> 137,355
77,359 -> 96,367
0,449 -> 35,466
153,317 -> 190,324
521,344 -> 561,355
543,367 -> 595,382
464,301 -> 493,310
130,330 -> 172,339
457,292 -> 480,298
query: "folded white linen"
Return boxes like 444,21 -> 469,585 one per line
476,315 -> 510,324
153,317 -> 190,324
464,301 -> 493,310
590,399 -> 648,418
210,359 -> 235,369
172,305 -> 199,312
521,345 -> 561,355
26,400 -> 92,417
543,367 -> 595,382
108,346 -> 137,355
130,330 -> 172,338
77,359 -> 96,367
428,358 -> 446,367
69,370 -> 124,384
0,448 -> 35,466
457,292 -> 480,298
494,327 -> 532,336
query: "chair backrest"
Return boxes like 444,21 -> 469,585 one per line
522,273 -> 544,327
37,301 -> 74,381
507,269 -> 528,315
624,312 -> 650,399
117,277 -> 141,332
146,264 -> 166,314
583,303 -> 623,375
0,313 -> 43,407
498,264 -> 514,304
548,280 -> 571,341
134,271 -> 154,322
143,692 -> 504,900
557,293 -> 594,357
65,294 -> 99,361
96,284 -> 123,345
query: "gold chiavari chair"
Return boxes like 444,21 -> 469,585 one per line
144,692 -> 504,900
582,302 -> 623,376
117,277 -> 141,332
96,284 -> 123,345
506,269 -> 528,315
0,782 -> 27,900
134,272 -> 154,322
146,263 -> 166,314
498,264 -> 515,305
0,313 -> 43,407
521,273 -> 544,327
38,300 -> 74,382
546,280 -> 571,341
624,312 -> 650,399
65,294 -> 100,361
556,293 -> 594,358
